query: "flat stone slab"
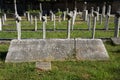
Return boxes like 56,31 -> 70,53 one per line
76,39 -> 109,60
111,38 -> 120,45
36,61 -> 51,71
5,39 -> 109,62
5,39 -> 74,62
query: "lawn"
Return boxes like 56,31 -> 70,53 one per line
0,16 -> 120,80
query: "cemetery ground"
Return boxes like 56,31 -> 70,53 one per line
0,16 -> 120,80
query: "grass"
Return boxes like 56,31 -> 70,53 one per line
0,16 -> 120,80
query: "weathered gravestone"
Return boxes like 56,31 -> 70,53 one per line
42,16 -> 47,39
5,38 -> 109,62
67,13 -> 72,39
0,18 -> 2,31
111,11 -> 120,45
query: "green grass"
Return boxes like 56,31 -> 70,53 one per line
0,41 -> 120,80
0,16 -> 120,80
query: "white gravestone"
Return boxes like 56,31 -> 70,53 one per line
30,15 -> 33,24
53,14 -> 56,31
42,16 -> 47,39
114,11 -> 120,38
27,12 -> 30,21
39,12 -> 42,21
96,7 -> 100,21
35,16 -> 37,31
102,2 -> 106,18
92,11 -> 97,39
104,14 -> 110,30
72,10 -> 77,30
0,18 -> 2,31
67,13 -> 72,39
15,15 -> 22,40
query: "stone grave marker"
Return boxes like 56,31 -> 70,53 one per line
67,13 -> 72,39
104,14 -> 110,30
30,15 -> 33,24
96,7 -> 100,21
53,14 -> 56,31
114,11 -> 120,38
72,9 -> 77,30
87,14 -> 91,31
42,16 -> 47,39
15,15 -> 22,40
39,12 -> 42,21
100,14 -> 102,24
63,11 -> 66,21
4,13 -> 7,21
91,7 -> 94,17
34,16 -> 37,31
50,10 -> 54,21
0,18 -> 2,31
36,61 -> 51,71
92,11 -> 97,39
27,12 -> 30,21
102,2 -> 106,18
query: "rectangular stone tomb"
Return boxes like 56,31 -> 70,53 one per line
76,39 -> 109,60
5,39 -> 109,62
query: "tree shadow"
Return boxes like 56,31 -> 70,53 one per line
0,52 -> 7,61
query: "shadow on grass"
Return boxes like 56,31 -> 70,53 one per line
0,52 -> 7,61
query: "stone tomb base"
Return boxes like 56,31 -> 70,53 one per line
5,39 -> 109,62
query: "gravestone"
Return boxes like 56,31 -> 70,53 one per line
27,12 -> 30,21
83,10 -> 88,21
39,12 -> 42,21
67,13 -> 72,39
100,14 -> 102,25
34,16 -> 37,31
5,39 -> 109,62
83,2 -> 87,10
63,11 -> 66,21
30,15 -> 33,24
107,5 -> 111,17
2,16 -> 5,25
36,61 -> 51,71
104,14 -> 110,30
102,2 -> 106,18
4,13 -> 7,21
15,15 -> 22,40
50,10 -> 54,21
42,16 -> 47,39
40,3 -> 43,15
91,7 -> 94,17
114,11 -> 120,38
72,10 -> 77,30
76,39 -> 109,60
53,14 -> 56,31
96,7 -> 100,21
92,11 -> 97,39
0,18 -> 2,31
87,14 -> 91,31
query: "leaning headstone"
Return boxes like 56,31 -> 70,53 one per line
92,11 -> 97,39
114,11 -> 120,38
34,16 -> 37,31
36,61 -> 51,71
102,2 -> 106,18
42,16 -> 47,39
67,13 -> 72,39
58,9 -> 61,22
0,18 -> 2,31
15,15 -> 22,40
